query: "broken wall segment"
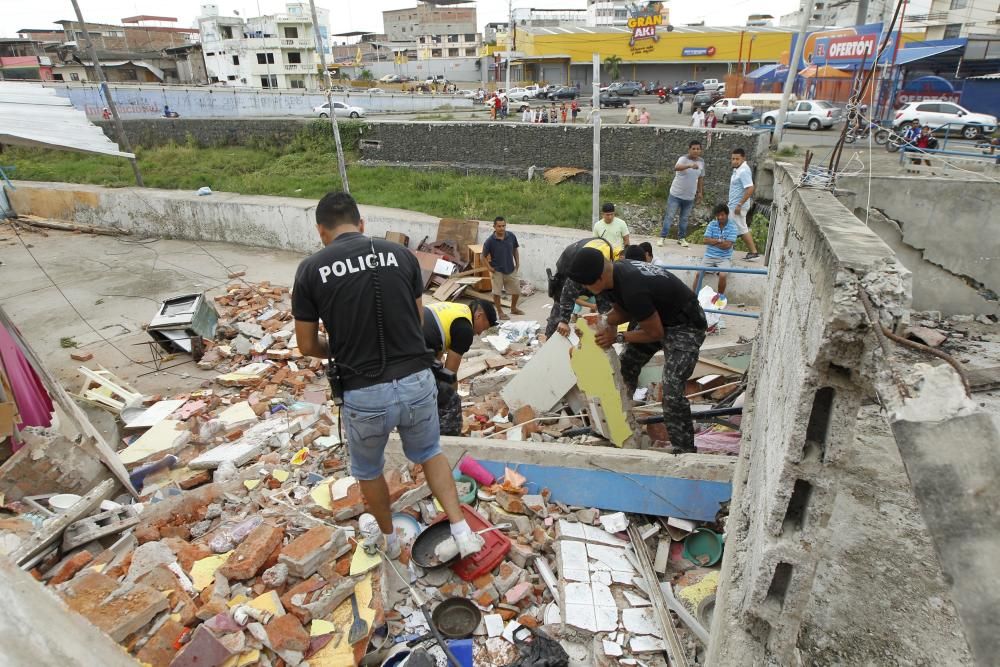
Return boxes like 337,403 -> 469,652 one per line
0,426 -> 110,501
708,164 -> 912,664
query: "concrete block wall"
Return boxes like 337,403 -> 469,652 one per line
0,427 -> 111,501
707,164 -> 911,664
6,181 -> 768,307
358,121 -> 771,196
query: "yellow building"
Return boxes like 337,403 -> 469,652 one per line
514,25 -> 796,88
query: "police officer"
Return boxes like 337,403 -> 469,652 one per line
292,192 -> 484,559
423,299 -> 497,436
567,247 -> 707,454
544,237 -> 621,339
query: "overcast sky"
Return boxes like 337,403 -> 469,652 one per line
6,0 -> 808,38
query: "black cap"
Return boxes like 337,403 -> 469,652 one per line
601,202 -> 615,213
568,247 -> 607,285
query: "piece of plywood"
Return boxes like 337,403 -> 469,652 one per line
500,335 -> 577,413
119,420 -> 191,465
436,219 -> 479,263
123,399 -> 186,429
569,319 -> 637,448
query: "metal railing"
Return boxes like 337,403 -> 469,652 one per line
657,264 -> 769,319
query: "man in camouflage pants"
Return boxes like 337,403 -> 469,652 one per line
568,248 -> 707,454
437,380 -> 463,436
544,237 -> 620,338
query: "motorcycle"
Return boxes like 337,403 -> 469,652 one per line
656,88 -> 670,104
844,119 -> 889,145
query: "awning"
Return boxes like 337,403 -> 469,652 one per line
746,63 -> 779,80
0,81 -> 134,158
896,43 -> 964,66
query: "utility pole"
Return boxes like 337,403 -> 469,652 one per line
505,0 -> 512,92
591,53 -> 601,224
309,0 -> 350,193
69,0 -> 144,186
772,0 -> 812,148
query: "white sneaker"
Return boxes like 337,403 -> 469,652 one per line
455,531 -> 485,559
678,239 -> 689,248
656,237 -> 665,247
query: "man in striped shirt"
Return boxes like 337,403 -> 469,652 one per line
693,204 -> 739,296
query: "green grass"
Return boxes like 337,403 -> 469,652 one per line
5,121 -> 764,243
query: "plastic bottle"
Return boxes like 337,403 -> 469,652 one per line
209,516 -> 263,553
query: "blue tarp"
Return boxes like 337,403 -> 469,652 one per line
746,63 -> 779,80
896,43 -> 964,66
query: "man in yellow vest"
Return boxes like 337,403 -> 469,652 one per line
423,299 -> 498,435
544,237 -> 622,338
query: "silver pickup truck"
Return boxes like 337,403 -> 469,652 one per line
762,100 -> 843,130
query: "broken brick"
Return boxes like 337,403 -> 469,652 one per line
279,575 -> 326,624
161,537 -> 212,574
136,564 -> 197,626
266,613 -> 310,653
70,351 -> 94,362
505,581 -> 533,605
169,624 -> 232,667
279,525 -> 347,579
48,550 -> 94,585
60,571 -> 169,642
218,523 -> 284,581
135,619 -> 185,667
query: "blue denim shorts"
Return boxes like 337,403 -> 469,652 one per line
341,368 -> 442,480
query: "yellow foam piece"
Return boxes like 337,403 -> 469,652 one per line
272,469 -> 290,482
290,447 -> 310,465
119,419 -> 187,465
570,320 -> 634,447
227,594 -> 249,608
310,619 -> 337,637
191,551 -> 231,591
309,476 -> 337,510
308,574 -> 376,666
349,542 -> 381,575
677,570 -> 720,615
244,479 -> 261,490
221,649 -> 261,667
248,590 -> 286,617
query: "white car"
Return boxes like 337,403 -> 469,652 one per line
702,78 -> 722,92
709,98 -> 754,124
524,84 -> 542,97
762,100 -> 843,130
378,74 -> 398,83
893,101 -> 997,140
313,101 -> 365,119
366,87 -> 385,94
505,87 -> 533,101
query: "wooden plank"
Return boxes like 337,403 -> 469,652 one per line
500,334 -> 576,413
0,307 -> 139,498
457,360 -> 489,382
436,218 -> 479,263
16,215 -> 129,237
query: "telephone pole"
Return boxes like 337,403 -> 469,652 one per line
69,0 -> 144,186
309,0 -> 350,192
772,0 -> 812,147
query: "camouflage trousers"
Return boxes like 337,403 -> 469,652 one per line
437,380 -> 463,437
619,326 -> 706,451
543,278 -> 614,338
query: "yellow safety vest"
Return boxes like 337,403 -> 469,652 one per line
583,238 -> 622,260
427,302 -> 473,351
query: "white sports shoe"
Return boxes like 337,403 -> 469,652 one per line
678,239 -> 689,248
656,237 -> 665,247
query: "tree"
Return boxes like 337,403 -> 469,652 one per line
604,55 -> 622,82
359,68 -> 374,81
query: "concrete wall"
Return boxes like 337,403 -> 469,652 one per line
47,82 -> 474,119
708,163 -> 911,663
358,121 -> 771,196
96,119 -> 314,149
838,175 -> 998,317
5,181 -> 767,305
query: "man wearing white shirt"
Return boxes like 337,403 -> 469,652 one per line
729,148 -> 760,260
658,140 -> 704,248
691,108 -> 706,128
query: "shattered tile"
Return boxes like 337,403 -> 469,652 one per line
629,635 -> 668,653
603,639 -> 624,657
622,608 -> 663,637
484,613 -> 505,638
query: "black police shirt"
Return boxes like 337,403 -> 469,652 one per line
422,308 -> 475,355
610,260 -> 707,330
292,232 -> 433,390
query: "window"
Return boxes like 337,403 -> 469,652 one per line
284,27 -> 298,38
432,49 -> 442,57
939,103 -> 961,114
54,73 -> 64,80
465,47 -> 476,56
257,53 -> 275,64
465,33 -> 476,41
206,52 -> 216,56
70,72 -> 80,81
288,52 -> 301,64
210,75 -> 220,83
121,68 -> 136,80
232,55 -> 239,65
942,23 -> 962,39
290,78 -> 305,88
949,0 -> 967,9
227,75 -> 236,80
448,34 -> 458,42
798,102 -> 812,111
260,74 -> 278,88
221,26 -> 233,39
916,103 -> 939,112
448,48 -> 459,57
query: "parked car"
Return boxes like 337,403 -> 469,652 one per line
506,87 -> 534,101
537,84 -> 559,98
702,78 -> 722,92
606,81 -> 644,96
762,100 -> 842,130
423,75 -> 448,85
378,74 -> 401,83
455,89 -> 475,98
328,85 -> 346,93
692,90 -> 724,111
366,87 -> 385,94
671,80 -> 705,95
599,93 -> 629,108
708,98 -> 755,124
893,101 -> 997,139
313,101 -> 365,119
549,85 -> 580,99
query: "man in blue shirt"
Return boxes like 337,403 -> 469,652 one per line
729,148 -> 760,260
693,204 -> 739,296
482,216 -> 523,320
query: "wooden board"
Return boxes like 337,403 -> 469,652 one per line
412,250 -> 440,290
500,334 -> 577,413
468,244 -> 493,292
436,219 -> 479,263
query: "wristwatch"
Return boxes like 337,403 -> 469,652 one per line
615,332 -> 625,345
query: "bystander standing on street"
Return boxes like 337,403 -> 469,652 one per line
658,140 -> 704,248
638,107 -> 650,124
571,99 -> 580,123
626,105 -> 639,124
691,107 -> 706,128
729,148 -> 760,260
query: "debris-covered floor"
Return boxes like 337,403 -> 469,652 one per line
1,225 -> 995,665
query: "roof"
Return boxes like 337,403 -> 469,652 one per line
520,24 -> 798,36
0,81 -> 133,158
53,59 -> 166,80
895,43 -> 964,65
969,72 -> 1000,79
121,16 -> 178,24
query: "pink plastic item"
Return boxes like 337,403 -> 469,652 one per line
458,456 -> 494,486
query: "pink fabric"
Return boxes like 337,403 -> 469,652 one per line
0,323 -> 53,450
694,429 -> 741,455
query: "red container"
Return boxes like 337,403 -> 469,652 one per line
431,504 -> 511,582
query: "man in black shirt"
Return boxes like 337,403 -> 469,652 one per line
544,237 -> 620,338
293,192 -> 484,559
568,248 -> 707,454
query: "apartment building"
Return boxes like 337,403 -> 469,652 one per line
587,0 -> 630,27
919,0 -> 1000,38
382,1 -> 481,62
198,2 -> 330,89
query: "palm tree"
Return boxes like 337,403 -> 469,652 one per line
604,55 -> 622,83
